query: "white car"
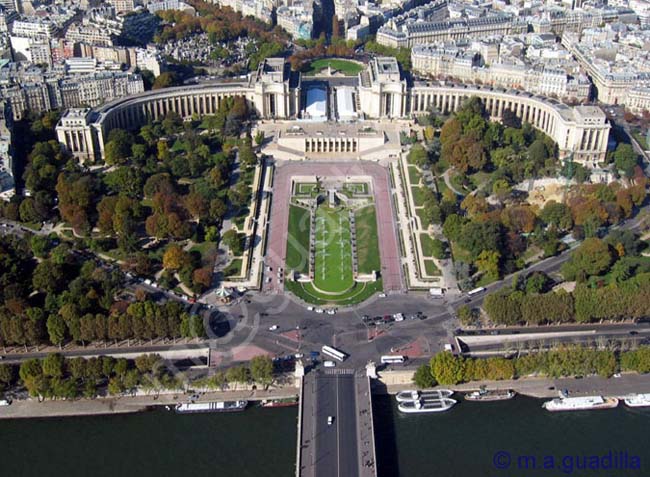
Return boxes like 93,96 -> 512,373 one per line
327,416 -> 334,425
268,325 -> 279,331
378,293 -> 387,298
324,360 -> 336,368
393,313 -> 404,322
315,308 -> 324,314
307,306 -> 314,311
326,309 -> 336,315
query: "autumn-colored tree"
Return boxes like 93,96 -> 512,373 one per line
184,193 -> 209,221
460,195 -> 488,217
163,245 -> 189,271
501,205 -> 537,234
192,267 -> 213,289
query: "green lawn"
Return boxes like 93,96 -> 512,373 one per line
223,258 -> 242,278
343,182 -> 368,195
286,205 -> 311,274
408,166 -> 421,185
411,186 -> 427,207
285,279 -> 383,305
435,177 -> 450,197
190,241 -> 217,261
420,233 -> 436,257
632,130 -> 649,150
313,207 -> 354,293
305,58 -> 363,76
416,209 -> 431,229
355,205 -> 381,274
296,183 -> 318,195
424,260 -> 441,276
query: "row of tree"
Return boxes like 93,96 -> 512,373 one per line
415,345 -> 650,386
16,353 -> 171,399
196,355 -> 275,389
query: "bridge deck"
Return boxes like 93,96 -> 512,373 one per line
298,370 -> 377,477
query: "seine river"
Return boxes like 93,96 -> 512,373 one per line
2,396 -> 649,476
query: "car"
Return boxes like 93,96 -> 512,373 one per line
324,360 -> 336,368
378,293 -> 387,298
307,306 -> 314,311
613,373 -> 622,378
315,308 -> 324,314
383,315 -> 394,322
294,353 -> 304,359
266,277 -> 272,283
268,325 -> 279,331
629,331 -> 639,335
327,416 -> 334,425
393,313 -> 404,322
362,315 -> 370,321
326,309 -> 336,315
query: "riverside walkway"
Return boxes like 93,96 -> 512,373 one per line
297,369 -> 377,477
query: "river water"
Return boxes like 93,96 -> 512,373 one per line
1,395 -> 649,477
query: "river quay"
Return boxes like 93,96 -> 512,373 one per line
0,387 -> 299,419
376,370 -> 650,398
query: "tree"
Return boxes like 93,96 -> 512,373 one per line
254,130 -> 265,146
163,245 -> 189,271
0,363 -> 15,389
613,143 -> 638,177
561,237 -> 613,280
104,129 -> 134,166
152,72 -> 179,90
442,214 -> 467,242
540,200 -> 573,231
475,250 -> 501,281
42,353 -> 64,378
30,235 -> 52,258
525,272 -> 550,294
226,365 -> 250,389
429,238 -> 447,259
492,179 -> 512,201
250,355 -> 274,387
457,305 -> 478,326
222,229 -> 244,255
458,221 -> 503,260
430,352 -> 465,385
413,364 -> 436,388
46,314 -> 66,347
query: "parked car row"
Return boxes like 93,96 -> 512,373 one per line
307,306 -> 336,315
361,312 -> 426,326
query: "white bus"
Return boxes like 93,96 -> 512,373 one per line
467,287 -> 486,296
322,345 -> 346,362
381,355 -> 406,364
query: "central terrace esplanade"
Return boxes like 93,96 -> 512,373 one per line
57,57 -> 610,168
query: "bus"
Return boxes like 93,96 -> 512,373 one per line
467,287 -> 486,296
322,345 -> 346,362
381,355 -> 406,364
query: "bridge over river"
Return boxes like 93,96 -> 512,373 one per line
296,369 -> 377,477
